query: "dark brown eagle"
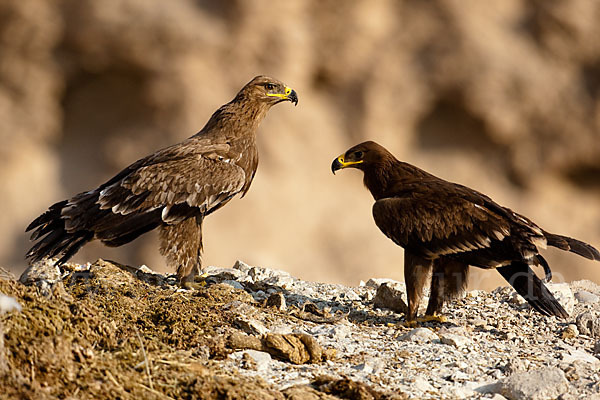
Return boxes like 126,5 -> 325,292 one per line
26,75 -> 298,286
332,141 -> 599,321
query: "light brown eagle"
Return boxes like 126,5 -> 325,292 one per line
26,76 -> 298,286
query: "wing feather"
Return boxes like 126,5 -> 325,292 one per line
372,180 -> 553,270
372,194 -> 509,259
95,141 -> 246,224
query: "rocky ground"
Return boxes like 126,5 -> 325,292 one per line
1,259 -> 600,399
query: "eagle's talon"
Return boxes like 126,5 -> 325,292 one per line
401,314 -> 447,327
419,314 -> 448,323
181,280 -> 206,290
180,273 -> 209,290
401,320 -> 418,328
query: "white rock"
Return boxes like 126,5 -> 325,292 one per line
265,275 -> 294,289
470,318 -> 487,327
570,280 -> 600,294
0,294 -> 21,314
475,381 -> 503,394
467,290 -> 486,298
509,292 -> 528,306
562,348 -> 600,364
365,278 -> 404,289
234,316 -> 269,336
230,350 -> 272,371
576,311 -> 600,337
19,261 -> 61,284
19,261 -> 62,296
232,260 -> 253,273
399,328 -> 439,343
137,264 -> 156,274
546,283 -> 575,315
245,264 -> 293,287
362,290 -> 374,302
353,357 -> 385,375
373,282 -> 408,313
574,290 -> 599,304
204,266 -> 244,279
246,349 -> 272,371
500,367 -> 569,400
344,290 -> 361,301
222,280 -> 244,290
447,384 -> 477,399
353,361 -> 373,374
413,376 -> 435,392
310,324 -> 352,341
562,324 -> 578,338
440,333 -> 471,348
265,293 -> 287,311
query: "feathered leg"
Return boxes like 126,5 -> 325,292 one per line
159,215 -> 203,286
426,258 -> 468,317
404,251 -> 433,321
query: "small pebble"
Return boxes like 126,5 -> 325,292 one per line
575,290 -> 599,304
265,293 -> 287,311
561,324 -> 579,339
399,328 -> 438,343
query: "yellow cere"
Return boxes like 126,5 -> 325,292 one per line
267,86 -> 293,100
338,155 -> 363,167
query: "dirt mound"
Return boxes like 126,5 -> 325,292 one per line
0,260 -> 395,399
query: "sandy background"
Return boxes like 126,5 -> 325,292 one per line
1,0 -> 599,290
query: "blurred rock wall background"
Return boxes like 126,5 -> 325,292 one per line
1,0 -> 599,289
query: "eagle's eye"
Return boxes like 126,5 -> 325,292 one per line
354,151 -> 364,159
264,83 -> 275,90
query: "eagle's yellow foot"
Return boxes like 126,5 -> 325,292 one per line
401,314 -> 447,327
418,314 -> 448,323
181,273 -> 209,289
181,281 -> 206,290
401,320 -> 419,328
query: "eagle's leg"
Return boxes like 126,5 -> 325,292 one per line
423,259 -> 468,323
159,215 -> 204,288
403,252 -> 433,322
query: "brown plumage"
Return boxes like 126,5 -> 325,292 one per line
26,75 -> 298,285
332,141 -> 600,321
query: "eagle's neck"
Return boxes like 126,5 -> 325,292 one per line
364,160 -> 431,200
195,99 -> 266,196
363,162 -> 394,200
198,99 -> 270,141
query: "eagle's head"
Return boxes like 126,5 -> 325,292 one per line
238,75 -> 298,106
331,141 -> 392,174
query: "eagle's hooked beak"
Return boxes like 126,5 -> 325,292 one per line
287,87 -> 298,106
331,154 -> 363,174
267,86 -> 298,106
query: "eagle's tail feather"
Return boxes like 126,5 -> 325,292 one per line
496,262 -> 568,318
544,232 -> 600,261
26,210 -> 94,266
26,201 -> 68,239
26,197 -> 163,264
